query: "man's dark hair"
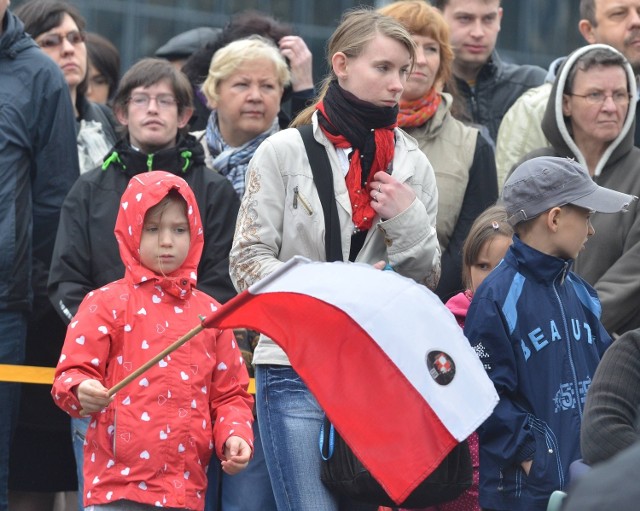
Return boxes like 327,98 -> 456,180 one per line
113,57 -> 193,118
580,0 -> 596,25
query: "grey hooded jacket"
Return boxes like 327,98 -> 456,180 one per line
521,44 -> 640,336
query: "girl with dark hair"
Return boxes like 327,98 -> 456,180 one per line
85,31 -> 120,105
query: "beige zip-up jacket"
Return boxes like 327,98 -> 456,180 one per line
230,113 -> 441,365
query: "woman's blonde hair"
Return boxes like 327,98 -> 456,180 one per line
378,0 -> 454,89
201,35 -> 291,105
291,8 -> 416,126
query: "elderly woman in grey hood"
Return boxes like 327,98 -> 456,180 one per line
516,43 -> 640,337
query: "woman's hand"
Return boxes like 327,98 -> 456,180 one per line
278,36 -> 314,92
369,171 -> 416,220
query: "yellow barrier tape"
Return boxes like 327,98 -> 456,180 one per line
0,364 -> 56,384
0,364 -> 256,394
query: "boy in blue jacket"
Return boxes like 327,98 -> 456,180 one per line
464,156 -> 637,510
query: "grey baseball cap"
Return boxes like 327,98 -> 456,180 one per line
503,156 -> 637,226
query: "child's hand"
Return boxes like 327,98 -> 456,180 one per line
76,379 -> 112,415
221,435 -> 252,475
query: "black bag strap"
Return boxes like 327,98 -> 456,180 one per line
297,125 -> 343,262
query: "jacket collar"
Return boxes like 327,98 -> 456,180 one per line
0,11 -> 37,58
506,235 -> 573,284
476,51 -> 501,82
102,134 -> 205,178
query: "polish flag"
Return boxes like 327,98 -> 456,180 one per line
203,256 -> 498,504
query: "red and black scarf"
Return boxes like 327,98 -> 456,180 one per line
316,81 -> 398,231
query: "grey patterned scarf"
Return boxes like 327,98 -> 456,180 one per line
205,110 -> 279,197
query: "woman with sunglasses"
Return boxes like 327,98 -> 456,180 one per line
9,2 -> 119,510
15,0 -> 118,175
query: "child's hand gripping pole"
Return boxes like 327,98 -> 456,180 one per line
78,320 -> 206,415
82,258 -> 309,414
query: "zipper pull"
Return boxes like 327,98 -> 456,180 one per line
293,186 -> 299,209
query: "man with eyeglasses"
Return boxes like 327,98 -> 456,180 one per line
0,1 -> 79,510
48,57 -> 240,510
511,44 -> 640,341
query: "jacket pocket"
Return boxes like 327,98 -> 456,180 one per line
524,415 -> 564,493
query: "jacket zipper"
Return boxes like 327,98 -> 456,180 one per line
293,186 -> 313,215
553,262 -> 583,420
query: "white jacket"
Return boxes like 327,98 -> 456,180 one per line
230,113 -> 441,365
495,82 -> 552,186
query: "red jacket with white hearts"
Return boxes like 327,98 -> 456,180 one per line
52,171 -> 253,510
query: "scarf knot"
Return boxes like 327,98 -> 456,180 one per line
317,81 -> 398,231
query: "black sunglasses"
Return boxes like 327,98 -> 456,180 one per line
37,30 -> 86,49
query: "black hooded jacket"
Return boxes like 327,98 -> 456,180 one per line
48,134 -> 240,324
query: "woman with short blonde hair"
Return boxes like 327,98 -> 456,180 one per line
196,36 -> 291,197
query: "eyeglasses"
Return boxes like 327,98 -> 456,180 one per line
568,91 -> 631,106
36,30 -> 86,49
127,94 -> 178,109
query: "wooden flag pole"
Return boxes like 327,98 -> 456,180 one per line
107,321 -> 204,397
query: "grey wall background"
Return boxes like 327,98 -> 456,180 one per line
11,0 -> 584,85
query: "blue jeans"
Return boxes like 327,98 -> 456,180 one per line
72,416 -> 90,510
205,420 -> 277,511
255,365 -> 376,511
0,311 -> 27,511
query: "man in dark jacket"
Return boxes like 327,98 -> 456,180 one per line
434,0 -> 546,143
47,57 -> 240,509
0,3 -> 79,509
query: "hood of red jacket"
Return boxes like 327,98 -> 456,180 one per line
114,171 -> 203,298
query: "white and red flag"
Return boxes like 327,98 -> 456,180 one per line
202,256 -> 498,504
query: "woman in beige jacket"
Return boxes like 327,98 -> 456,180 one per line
229,8 -> 440,511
